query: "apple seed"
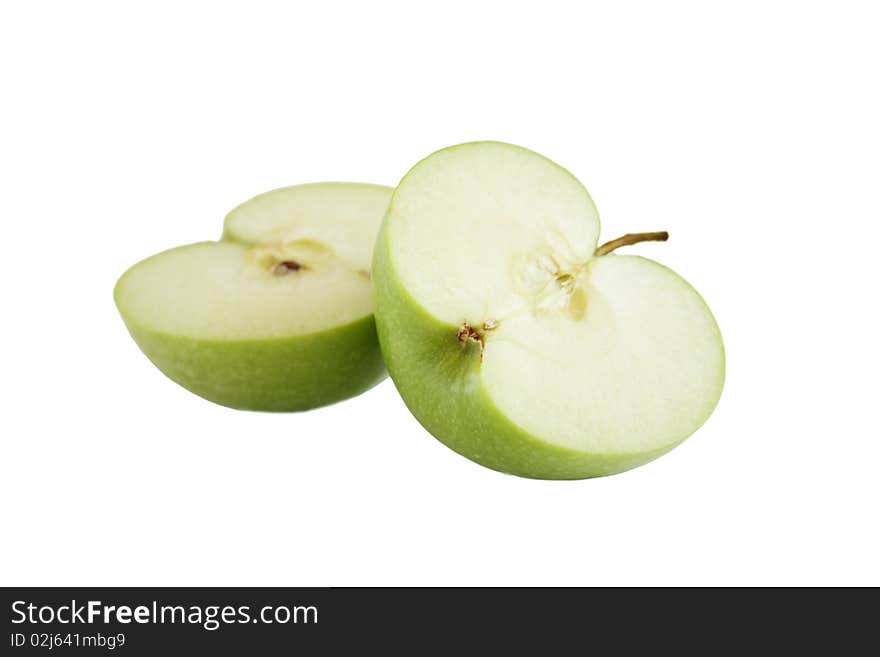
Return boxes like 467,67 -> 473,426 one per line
272,260 -> 305,275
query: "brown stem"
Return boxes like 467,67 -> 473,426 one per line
595,231 -> 669,256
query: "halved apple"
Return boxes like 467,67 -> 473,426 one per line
115,182 -> 391,411
373,143 -> 724,478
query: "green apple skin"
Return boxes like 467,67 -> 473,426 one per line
116,304 -> 386,412
372,223 -> 701,480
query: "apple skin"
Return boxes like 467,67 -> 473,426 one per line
372,217 -> 721,480
116,306 -> 386,412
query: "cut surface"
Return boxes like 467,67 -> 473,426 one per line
119,182 -> 392,341
383,141 -> 723,458
224,182 -> 392,272
388,142 -> 600,323
481,256 -> 723,453
115,241 -> 373,340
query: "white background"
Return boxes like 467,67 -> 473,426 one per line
2,1 -> 878,586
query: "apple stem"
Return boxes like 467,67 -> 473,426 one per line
595,231 -> 669,256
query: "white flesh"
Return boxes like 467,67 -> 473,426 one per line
482,255 -> 724,453
389,143 -> 600,323
117,182 -> 392,341
224,182 -> 392,272
115,241 -> 374,340
387,142 -> 723,455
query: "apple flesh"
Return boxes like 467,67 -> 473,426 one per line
373,142 -> 724,478
115,182 -> 391,411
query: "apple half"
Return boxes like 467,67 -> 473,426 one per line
115,182 -> 391,411
373,143 -> 724,479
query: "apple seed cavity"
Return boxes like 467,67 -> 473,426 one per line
272,260 -> 305,275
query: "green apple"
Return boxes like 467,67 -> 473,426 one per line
115,182 -> 391,411
373,142 -> 724,479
